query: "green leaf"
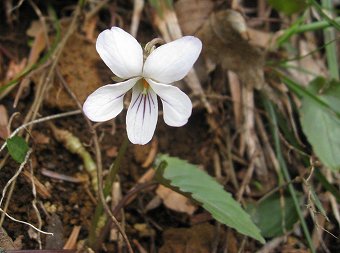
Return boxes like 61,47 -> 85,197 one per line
300,77 -> 340,171
155,154 -> 265,243
6,136 -> 29,163
268,0 -> 308,15
246,193 -> 300,238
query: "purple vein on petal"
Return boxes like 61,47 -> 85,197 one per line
142,94 -> 147,124
131,92 -> 142,109
147,93 -> 152,114
149,92 -> 155,106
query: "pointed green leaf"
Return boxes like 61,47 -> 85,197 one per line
268,0 -> 308,15
155,154 -> 265,243
6,136 -> 29,163
300,77 -> 340,171
246,193 -> 300,238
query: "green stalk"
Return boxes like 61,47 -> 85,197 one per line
294,16 -> 340,33
265,100 -> 315,253
280,74 -> 340,118
321,0 -> 339,80
88,137 -> 129,247
308,0 -> 340,31
277,10 -> 340,46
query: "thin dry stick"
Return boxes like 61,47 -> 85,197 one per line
0,110 -> 81,154
242,87 -> 268,177
236,158 -> 256,202
85,0 -> 110,21
29,159 -> 43,249
130,0 -> 144,37
0,207 -> 52,235
56,69 -> 134,253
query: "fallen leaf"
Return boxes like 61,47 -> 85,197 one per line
5,58 -> 27,81
0,105 -> 10,139
106,146 -> 118,157
63,226 -> 81,250
175,0 -> 214,35
196,10 -> 265,90
31,131 -> 50,145
156,185 -> 197,215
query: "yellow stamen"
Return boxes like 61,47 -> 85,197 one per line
142,79 -> 149,89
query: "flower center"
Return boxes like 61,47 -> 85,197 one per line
142,79 -> 149,89
141,79 -> 149,95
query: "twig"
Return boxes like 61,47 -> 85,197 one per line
29,159 -> 43,249
130,0 -> 144,37
0,110 -> 81,154
236,158 -> 255,201
0,207 -> 53,235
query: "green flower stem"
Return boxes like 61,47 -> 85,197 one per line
321,0 -> 339,80
294,16 -> 340,33
103,137 -> 129,196
88,137 -> 129,248
308,0 -> 340,31
265,101 -> 315,253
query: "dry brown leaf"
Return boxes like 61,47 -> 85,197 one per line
247,27 -> 280,49
22,170 -> 51,199
31,130 -> 50,144
156,185 -> 197,215
106,146 -> 118,157
175,0 -> 214,35
196,10 -> 265,90
14,22 -> 48,105
5,58 -> 27,81
26,20 -> 43,37
152,2 -> 213,113
0,105 -> 10,139
27,22 -> 47,66
63,226 -> 81,250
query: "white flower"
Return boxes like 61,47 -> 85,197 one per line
83,27 -> 202,145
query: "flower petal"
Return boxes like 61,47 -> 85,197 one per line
147,79 -> 192,126
143,36 -> 202,83
96,27 -> 143,79
126,82 -> 158,145
83,77 -> 140,122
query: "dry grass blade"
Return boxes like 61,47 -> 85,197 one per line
130,0 -> 144,37
63,226 -> 81,250
22,170 -> 51,199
